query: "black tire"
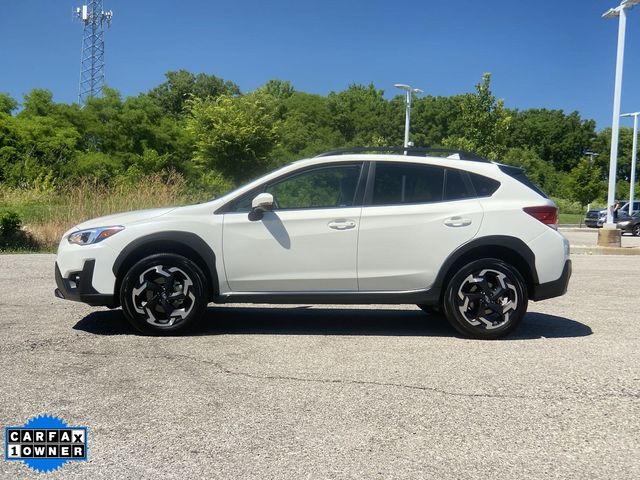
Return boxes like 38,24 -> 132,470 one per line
442,258 -> 528,340
633,224 -> 640,237
120,253 -> 208,335
416,304 -> 442,316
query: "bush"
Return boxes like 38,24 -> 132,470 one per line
0,210 -> 21,237
551,197 -> 583,215
0,210 -> 38,251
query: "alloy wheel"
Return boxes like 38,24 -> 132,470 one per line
455,268 -> 518,330
131,265 -> 196,327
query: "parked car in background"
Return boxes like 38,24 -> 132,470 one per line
620,200 -> 640,216
585,200 -> 640,228
617,212 -> 640,236
584,208 -> 605,228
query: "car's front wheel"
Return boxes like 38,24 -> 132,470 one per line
442,258 -> 528,340
120,253 -> 208,335
633,224 -> 640,237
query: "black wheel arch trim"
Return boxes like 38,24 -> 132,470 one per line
432,235 -> 539,295
112,231 -> 219,300
530,259 -> 571,301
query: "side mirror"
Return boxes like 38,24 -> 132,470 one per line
248,192 -> 274,221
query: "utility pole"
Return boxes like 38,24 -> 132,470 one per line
76,1 -> 113,105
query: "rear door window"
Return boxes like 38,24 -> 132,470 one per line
371,163 -> 445,205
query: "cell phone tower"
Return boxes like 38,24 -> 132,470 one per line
75,1 -> 113,105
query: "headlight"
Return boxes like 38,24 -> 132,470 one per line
68,226 -> 124,245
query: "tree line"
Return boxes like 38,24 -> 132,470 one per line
1,70 -> 637,207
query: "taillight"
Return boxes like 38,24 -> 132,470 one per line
523,206 -> 558,228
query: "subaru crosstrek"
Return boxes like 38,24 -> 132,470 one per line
55,148 -> 571,339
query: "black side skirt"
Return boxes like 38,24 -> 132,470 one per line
214,288 -> 441,305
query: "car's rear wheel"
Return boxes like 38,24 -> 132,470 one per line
632,224 -> 640,237
120,253 -> 208,335
442,258 -> 528,339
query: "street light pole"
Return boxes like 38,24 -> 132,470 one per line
621,112 -> 639,215
394,84 -> 423,152
583,151 -> 600,213
602,0 -> 640,227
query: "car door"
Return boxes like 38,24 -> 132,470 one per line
357,162 -> 483,291
222,162 -> 364,292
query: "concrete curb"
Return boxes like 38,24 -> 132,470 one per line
571,245 -> 640,256
558,226 -> 596,232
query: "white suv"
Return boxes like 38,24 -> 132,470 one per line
55,148 -> 571,339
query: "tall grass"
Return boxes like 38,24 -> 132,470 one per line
0,172 -> 209,251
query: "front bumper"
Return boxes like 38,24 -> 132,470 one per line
54,260 -> 116,307
584,218 -> 599,228
531,259 -> 572,301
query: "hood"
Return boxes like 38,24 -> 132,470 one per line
73,207 -> 176,231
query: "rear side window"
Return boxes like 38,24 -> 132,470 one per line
444,169 -> 472,201
372,163 -> 444,205
498,164 -> 547,198
469,173 -> 501,197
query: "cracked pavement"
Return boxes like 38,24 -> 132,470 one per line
0,254 -> 639,479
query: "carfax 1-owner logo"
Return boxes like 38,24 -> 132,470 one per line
4,414 -> 88,474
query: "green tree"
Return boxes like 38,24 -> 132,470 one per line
327,84 -> 392,146
21,89 -> 56,117
410,95 -> 465,147
275,92 -> 343,160
506,109 -> 596,171
0,93 -> 17,115
148,70 -> 240,116
566,158 -> 605,214
186,92 -> 280,184
590,127 -> 634,182
258,79 -> 295,99
443,73 -> 511,160
502,147 -> 562,196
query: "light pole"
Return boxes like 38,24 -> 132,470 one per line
584,150 -> 599,167
584,150 -> 600,213
621,112 -> 639,215
602,0 -> 640,228
394,84 -> 423,151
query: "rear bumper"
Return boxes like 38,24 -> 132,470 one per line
54,260 -> 116,307
531,259 -> 571,301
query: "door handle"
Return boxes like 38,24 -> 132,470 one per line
328,220 -> 357,230
444,216 -> 472,227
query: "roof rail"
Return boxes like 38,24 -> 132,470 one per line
314,146 -> 490,163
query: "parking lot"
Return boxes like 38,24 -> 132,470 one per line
561,227 -> 640,248
1,253 -> 638,479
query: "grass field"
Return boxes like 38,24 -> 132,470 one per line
559,213 -> 584,225
0,173 -> 208,252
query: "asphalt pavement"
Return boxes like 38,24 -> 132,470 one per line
0,254 -> 638,479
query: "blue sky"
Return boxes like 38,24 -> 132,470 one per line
1,1 -> 640,129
